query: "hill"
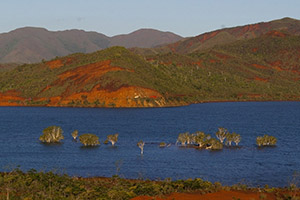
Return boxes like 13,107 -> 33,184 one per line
0,28 -> 183,63
110,28 -> 182,48
0,32 -> 300,107
155,17 -> 300,54
0,18 -> 300,108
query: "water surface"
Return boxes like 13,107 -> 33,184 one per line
0,102 -> 299,186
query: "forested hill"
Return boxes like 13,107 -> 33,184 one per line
142,17 -> 300,54
0,18 -> 299,107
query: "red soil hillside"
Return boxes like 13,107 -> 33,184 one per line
46,60 -> 64,69
38,60 -> 165,107
0,48 -> 174,108
162,17 -> 300,54
0,90 -> 25,106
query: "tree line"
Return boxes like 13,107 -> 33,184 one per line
39,126 -> 277,154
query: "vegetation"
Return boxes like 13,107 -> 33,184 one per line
175,128 -> 243,150
36,125 -> 261,151
71,130 -> 78,140
225,132 -> 241,146
159,142 -> 166,147
216,128 -> 228,143
1,29 -> 300,108
206,138 -> 223,150
0,168 -> 298,200
79,133 -> 100,146
232,133 -> 241,146
193,131 -> 211,148
176,132 -> 193,146
107,133 -> 119,146
39,126 -> 64,143
137,140 -> 145,154
256,135 -> 277,147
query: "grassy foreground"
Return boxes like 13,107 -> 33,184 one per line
0,168 -> 299,200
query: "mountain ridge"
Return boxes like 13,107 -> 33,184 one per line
0,27 -> 183,63
153,17 -> 300,54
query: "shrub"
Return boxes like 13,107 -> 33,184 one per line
206,138 -> 223,150
71,130 -> 78,140
193,131 -> 211,148
256,135 -> 277,147
107,133 -> 119,146
79,134 -> 100,146
159,142 -> 166,147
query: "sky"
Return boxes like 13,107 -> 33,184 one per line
1,0 -> 300,37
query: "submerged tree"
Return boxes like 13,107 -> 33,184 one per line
225,133 -> 234,146
267,136 -> 277,145
177,132 -> 192,146
206,138 -> 223,150
256,135 -> 277,147
71,130 -> 78,140
177,133 -> 187,146
107,133 -> 119,146
225,132 -> 241,146
216,128 -> 228,143
137,140 -> 145,154
159,142 -> 166,148
256,136 -> 263,147
232,133 -> 241,146
185,132 -> 193,145
193,131 -> 211,148
39,126 -> 64,143
79,134 -> 100,146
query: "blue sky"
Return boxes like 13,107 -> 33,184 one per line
1,0 -> 300,37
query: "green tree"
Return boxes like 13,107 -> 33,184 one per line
185,132 -> 193,145
177,132 -> 192,146
225,132 -> 241,146
256,134 -> 277,146
232,132 -> 241,146
137,140 -> 145,154
216,127 -> 228,143
267,135 -> 277,145
79,134 -> 100,146
39,126 -> 64,143
107,133 -> 119,146
256,136 -> 264,147
71,130 -> 78,140
225,133 -> 234,146
193,131 -> 211,148
206,138 -> 223,150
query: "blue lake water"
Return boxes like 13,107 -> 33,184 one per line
0,102 -> 299,187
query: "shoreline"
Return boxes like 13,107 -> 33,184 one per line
0,99 -> 299,109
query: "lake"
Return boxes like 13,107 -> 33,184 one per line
0,101 -> 299,187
